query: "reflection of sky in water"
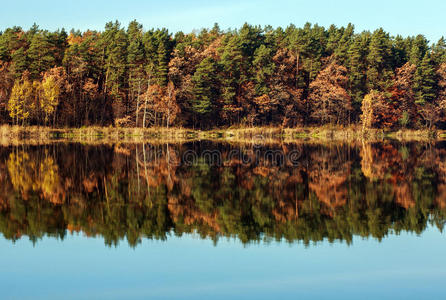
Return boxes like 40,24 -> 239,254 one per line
1,226 -> 445,300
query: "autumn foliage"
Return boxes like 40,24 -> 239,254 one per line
1,22 -> 446,129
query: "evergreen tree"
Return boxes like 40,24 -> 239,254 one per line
191,57 -> 219,126
326,25 -> 343,55
238,23 -> 264,59
47,28 -> 68,65
10,47 -> 28,79
155,41 -> 169,86
149,29 -> 172,87
27,32 -> 55,78
219,35 -> 244,106
142,29 -> 159,81
252,44 -> 275,95
334,23 -> 354,65
414,52 -> 436,104
348,33 -> 369,107
432,37 -> 446,65
103,23 -> 128,101
366,28 -> 392,90
392,35 -> 409,69
409,35 -> 429,66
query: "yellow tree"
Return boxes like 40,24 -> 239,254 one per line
8,79 -> 34,125
41,75 -> 60,125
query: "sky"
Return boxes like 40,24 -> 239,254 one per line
0,0 -> 445,42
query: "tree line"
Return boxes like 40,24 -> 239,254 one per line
1,21 -> 446,129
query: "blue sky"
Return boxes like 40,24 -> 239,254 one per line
1,0 -> 445,42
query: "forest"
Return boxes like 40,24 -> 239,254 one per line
1,21 -> 446,129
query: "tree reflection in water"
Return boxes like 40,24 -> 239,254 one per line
0,141 -> 445,247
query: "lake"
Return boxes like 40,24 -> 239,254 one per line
0,140 -> 445,299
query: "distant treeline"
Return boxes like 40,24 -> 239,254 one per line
1,21 -> 446,129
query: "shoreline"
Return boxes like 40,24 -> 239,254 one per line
0,125 -> 444,145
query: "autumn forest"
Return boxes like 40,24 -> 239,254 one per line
1,21 -> 446,129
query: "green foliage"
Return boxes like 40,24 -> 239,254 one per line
252,44 -> 275,95
11,47 -> 28,78
414,53 -> 437,104
400,110 -> 410,128
191,57 -> 219,121
409,35 -> 429,66
27,32 -> 56,78
348,33 -> 369,105
104,25 -> 128,101
219,34 -> 244,105
366,28 -> 393,90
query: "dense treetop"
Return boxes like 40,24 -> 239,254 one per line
1,21 -> 446,129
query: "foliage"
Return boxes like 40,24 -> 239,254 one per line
0,21 -> 446,129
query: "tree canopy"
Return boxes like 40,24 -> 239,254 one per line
1,21 -> 446,129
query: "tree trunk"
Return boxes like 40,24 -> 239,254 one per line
143,77 -> 150,128
136,79 -> 141,127
295,51 -> 300,89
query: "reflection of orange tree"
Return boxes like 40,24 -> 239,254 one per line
360,142 -> 417,209
308,146 -> 350,216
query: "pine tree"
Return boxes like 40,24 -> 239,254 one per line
219,35 -> 244,106
432,37 -> 446,65
47,28 -> 68,65
409,35 -> 428,66
127,20 -> 145,124
334,23 -> 354,65
27,32 -> 55,78
252,44 -> 275,95
11,47 -> 28,79
238,23 -> 264,59
105,27 -> 128,101
286,25 -> 308,89
392,35 -> 409,69
348,33 -> 369,107
142,29 -> 157,77
414,52 -> 436,104
156,41 -> 168,86
191,57 -> 218,126
326,25 -> 343,55
366,28 -> 392,90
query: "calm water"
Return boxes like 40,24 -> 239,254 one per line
0,141 -> 445,299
